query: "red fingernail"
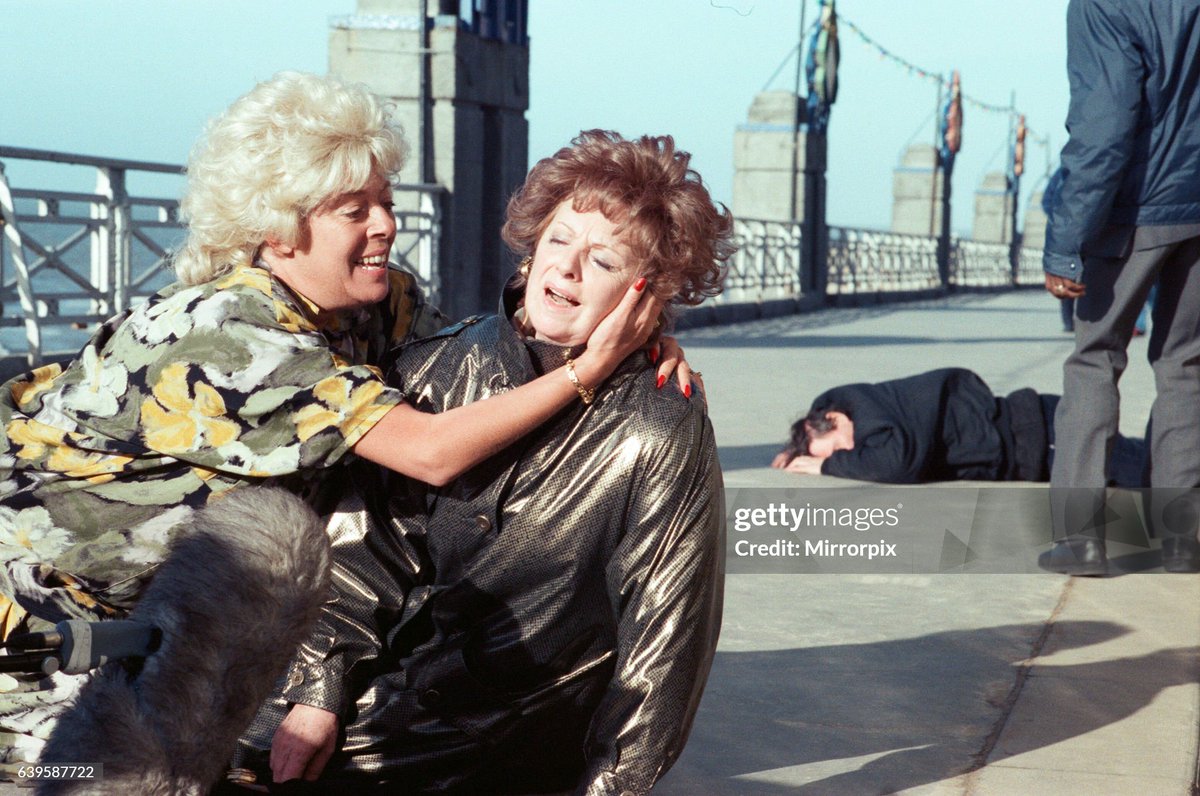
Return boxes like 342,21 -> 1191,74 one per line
684,383 -> 692,398
649,346 -> 659,364
634,277 -> 647,291
656,374 -> 666,389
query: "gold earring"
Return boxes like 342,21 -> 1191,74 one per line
519,256 -> 532,278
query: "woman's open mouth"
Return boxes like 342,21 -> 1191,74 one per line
355,254 -> 389,271
545,286 -> 579,307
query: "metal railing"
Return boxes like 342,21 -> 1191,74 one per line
1015,247 -> 1046,287
724,217 -> 1045,303
827,226 -> 942,294
0,147 -> 444,365
950,239 -> 1012,288
389,185 -> 445,307
1,148 -> 1049,362
0,147 -> 185,363
718,218 -> 805,304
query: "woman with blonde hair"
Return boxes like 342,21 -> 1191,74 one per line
0,74 -> 675,763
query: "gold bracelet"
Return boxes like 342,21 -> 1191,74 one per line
564,356 -> 595,405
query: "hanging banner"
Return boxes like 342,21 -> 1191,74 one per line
821,13 -> 1051,169
806,0 -> 839,133
1013,114 -> 1027,177
939,70 -> 963,170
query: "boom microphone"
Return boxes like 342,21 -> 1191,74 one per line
3,619 -> 160,675
36,486 -> 331,796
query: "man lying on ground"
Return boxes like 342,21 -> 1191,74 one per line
771,367 -> 1144,485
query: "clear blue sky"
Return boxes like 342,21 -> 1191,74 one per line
0,0 -> 1068,234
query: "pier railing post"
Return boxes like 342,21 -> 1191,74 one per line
0,160 -> 43,365
103,168 -> 131,313
91,169 -> 112,317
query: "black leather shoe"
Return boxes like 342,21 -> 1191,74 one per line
1038,538 -> 1107,576
1161,536 -> 1200,573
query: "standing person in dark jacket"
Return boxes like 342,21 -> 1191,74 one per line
1041,0 -> 1200,574
771,368 -> 1145,486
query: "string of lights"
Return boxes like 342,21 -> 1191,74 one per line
838,13 -> 1049,148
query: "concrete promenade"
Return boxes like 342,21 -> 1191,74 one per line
658,289 -> 1200,794
0,290 -> 1193,795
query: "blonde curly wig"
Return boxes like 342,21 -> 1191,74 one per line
173,71 -> 407,285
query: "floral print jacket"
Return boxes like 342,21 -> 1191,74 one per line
0,262 -> 444,624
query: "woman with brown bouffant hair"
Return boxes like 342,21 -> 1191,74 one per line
233,130 -> 735,795
504,129 -> 731,313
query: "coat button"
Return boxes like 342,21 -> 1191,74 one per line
286,670 -> 304,688
420,688 -> 442,708
474,514 -> 492,532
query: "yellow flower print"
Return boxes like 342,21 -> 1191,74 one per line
9,364 -> 63,409
46,442 -> 135,484
215,265 -> 272,294
273,300 -> 314,335
293,376 -> 386,443
215,265 -> 314,334
294,384 -> 346,443
51,570 -> 121,617
5,418 -> 67,460
191,465 -> 220,482
276,283 -> 324,328
313,376 -> 353,407
140,362 -> 240,454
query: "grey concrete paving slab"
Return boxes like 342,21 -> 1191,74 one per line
657,291 -> 1198,795
982,576 -> 1200,786
985,663 -> 1197,781
657,574 -> 1069,795
655,572 -> 1167,794
960,767 -> 1190,796
1037,576 -> 1200,664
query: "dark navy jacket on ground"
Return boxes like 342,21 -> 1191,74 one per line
1043,0 -> 1200,281
813,368 -> 1035,484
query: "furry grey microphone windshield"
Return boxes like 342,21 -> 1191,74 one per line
36,486 -> 331,796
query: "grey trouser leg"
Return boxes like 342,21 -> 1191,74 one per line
1143,236 -> 1200,541
1049,237 -> 1200,539
1144,235 -> 1200,486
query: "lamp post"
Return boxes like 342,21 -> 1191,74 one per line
804,0 -> 838,297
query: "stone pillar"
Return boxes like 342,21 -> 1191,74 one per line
890,144 -> 944,236
329,0 -> 529,318
731,91 -> 828,295
970,171 -> 1015,244
732,92 -> 807,223
1022,189 -> 1048,250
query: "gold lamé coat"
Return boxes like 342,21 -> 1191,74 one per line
236,298 -> 725,795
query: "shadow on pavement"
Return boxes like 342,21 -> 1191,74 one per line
660,620 -> 1197,795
